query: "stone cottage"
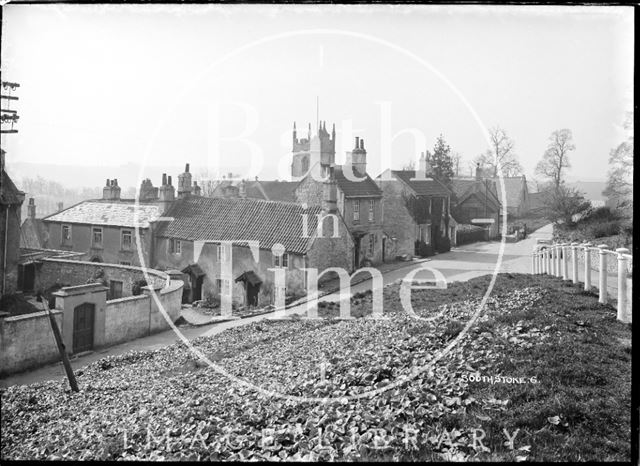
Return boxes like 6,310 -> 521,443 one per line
377,154 -> 453,258
152,193 -> 354,307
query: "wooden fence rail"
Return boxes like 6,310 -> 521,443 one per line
531,242 -> 632,323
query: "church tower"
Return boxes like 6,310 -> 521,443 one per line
291,120 -> 336,179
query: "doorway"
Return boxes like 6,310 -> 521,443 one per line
73,303 -> 95,353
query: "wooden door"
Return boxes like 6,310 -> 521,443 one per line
73,303 -> 95,353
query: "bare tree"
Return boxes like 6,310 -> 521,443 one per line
474,126 -> 522,177
535,128 -> 575,189
451,152 -> 463,177
603,112 -> 633,212
402,159 -> 416,171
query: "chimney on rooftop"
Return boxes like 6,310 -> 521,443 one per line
177,163 -> 193,199
103,178 -> 121,200
350,136 -> 367,177
57,202 -> 64,212
159,174 -> 175,215
192,181 -> 201,196
475,163 -> 483,180
28,197 -> 36,219
239,179 -> 247,199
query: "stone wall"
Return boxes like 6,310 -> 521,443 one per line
36,259 -> 168,297
0,310 -> 63,376
376,178 -> 417,258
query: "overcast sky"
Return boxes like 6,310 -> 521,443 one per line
1,4 -> 634,187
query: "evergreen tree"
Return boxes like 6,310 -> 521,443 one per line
427,134 -> 455,186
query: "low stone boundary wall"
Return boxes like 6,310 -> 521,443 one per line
0,277 -> 183,377
36,259 -> 169,297
0,310 -> 63,377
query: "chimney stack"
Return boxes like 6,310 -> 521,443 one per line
322,165 -> 338,214
192,181 -> 201,196
177,162 -> 193,198
350,137 -> 367,177
103,178 -> 121,200
28,197 -> 36,219
159,174 -> 175,214
475,163 -> 483,180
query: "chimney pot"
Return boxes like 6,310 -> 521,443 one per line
168,175 -> 172,186
162,173 -> 167,186
185,163 -> 190,173
355,136 -> 359,149
360,138 -> 364,150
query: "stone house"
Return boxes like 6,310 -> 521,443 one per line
0,149 -> 26,297
376,155 -> 453,258
451,165 -> 502,239
152,194 -> 354,307
296,136 -> 385,266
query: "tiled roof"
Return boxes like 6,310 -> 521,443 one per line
452,178 -> 500,207
1,170 -> 25,205
490,176 -> 526,208
157,196 -> 323,255
42,200 -> 162,228
391,171 -> 452,197
334,166 -> 382,198
246,181 -> 299,202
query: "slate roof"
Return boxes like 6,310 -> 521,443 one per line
246,180 -> 299,202
20,218 -> 49,249
42,200 -> 162,228
391,171 -> 452,197
334,166 -> 382,198
156,196 -> 324,255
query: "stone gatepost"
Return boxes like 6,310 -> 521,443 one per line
52,283 -> 108,354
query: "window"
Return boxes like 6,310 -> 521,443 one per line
109,280 -> 123,300
92,227 -> 103,247
274,252 -> 289,268
121,230 -> 132,250
169,238 -> 181,254
368,233 -> 375,257
61,225 -> 72,243
353,200 -> 360,222
216,278 -> 231,295
217,243 -> 231,262
368,200 -> 374,222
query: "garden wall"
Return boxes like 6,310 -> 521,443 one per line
0,310 -> 63,376
35,259 -> 168,297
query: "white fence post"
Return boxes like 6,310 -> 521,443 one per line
616,248 -> 631,323
571,242 -> 579,284
583,242 -> 592,291
531,249 -> 536,274
545,248 -> 550,275
550,245 -> 556,276
556,244 -> 563,278
562,243 -> 570,280
598,244 -> 609,304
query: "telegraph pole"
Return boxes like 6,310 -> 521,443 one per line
1,81 -> 20,135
